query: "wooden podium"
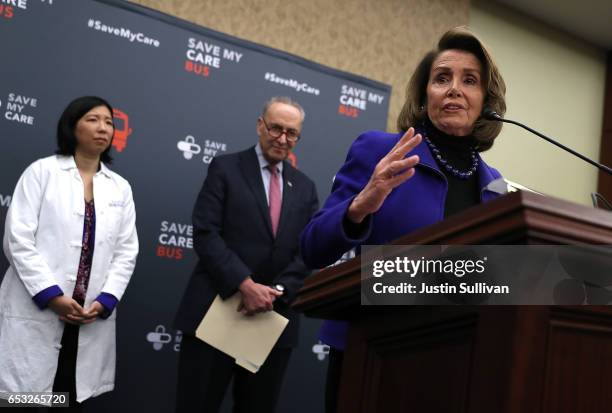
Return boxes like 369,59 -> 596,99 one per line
293,191 -> 612,413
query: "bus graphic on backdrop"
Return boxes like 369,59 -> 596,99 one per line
112,109 -> 133,152
287,151 -> 297,168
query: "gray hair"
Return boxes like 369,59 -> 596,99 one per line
262,96 -> 306,122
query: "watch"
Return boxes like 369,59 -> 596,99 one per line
273,284 -> 285,295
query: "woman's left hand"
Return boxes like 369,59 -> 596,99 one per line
82,301 -> 104,324
60,301 -> 104,325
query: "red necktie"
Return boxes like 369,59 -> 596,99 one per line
268,165 -> 281,236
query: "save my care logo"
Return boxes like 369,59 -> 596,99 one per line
1,93 -> 38,126
184,37 -> 243,79
338,84 -> 385,119
156,220 -> 193,260
177,135 -> 228,164
146,325 -> 182,352
0,0 -> 32,20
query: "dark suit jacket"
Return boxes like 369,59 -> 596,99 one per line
174,147 -> 319,348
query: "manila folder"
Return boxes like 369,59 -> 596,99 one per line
195,294 -> 288,373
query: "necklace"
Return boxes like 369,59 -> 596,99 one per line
424,136 -> 479,179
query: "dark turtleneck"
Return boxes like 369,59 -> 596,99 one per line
423,119 -> 480,218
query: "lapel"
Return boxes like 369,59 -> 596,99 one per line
476,156 -> 503,202
277,161 -> 297,239
239,148 -> 273,237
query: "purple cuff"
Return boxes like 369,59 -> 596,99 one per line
95,293 -> 118,319
319,320 -> 349,351
32,285 -> 64,309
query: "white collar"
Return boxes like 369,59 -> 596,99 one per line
57,154 -> 112,178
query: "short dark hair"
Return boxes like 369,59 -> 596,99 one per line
56,96 -> 114,164
397,27 -> 507,151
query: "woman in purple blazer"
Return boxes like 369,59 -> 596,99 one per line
300,27 -> 508,412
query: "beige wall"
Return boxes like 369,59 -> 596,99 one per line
470,1 -> 606,205
130,0 -> 468,131
130,0 -> 606,205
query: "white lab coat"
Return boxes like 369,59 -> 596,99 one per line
0,155 -> 138,402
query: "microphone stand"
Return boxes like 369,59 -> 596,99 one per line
484,111 -> 612,176
484,110 -> 612,209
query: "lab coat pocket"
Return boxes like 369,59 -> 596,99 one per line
0,315 -> 62,393
102,209 -> 123,245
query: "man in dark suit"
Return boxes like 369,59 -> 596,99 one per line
174,97 -> 319,413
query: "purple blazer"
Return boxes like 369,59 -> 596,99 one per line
300,128 -> 502,349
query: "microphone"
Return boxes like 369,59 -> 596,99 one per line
483,109 -> 612,175
482,108 -> 502,120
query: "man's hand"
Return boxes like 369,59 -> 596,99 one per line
48,296 -> 87,325
237,277 -> 282,316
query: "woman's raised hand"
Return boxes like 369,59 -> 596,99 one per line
347,128 -> 422,223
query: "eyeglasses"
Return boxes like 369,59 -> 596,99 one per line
261,118 -> 301,142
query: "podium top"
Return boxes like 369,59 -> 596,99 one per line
293,191 -> 612,316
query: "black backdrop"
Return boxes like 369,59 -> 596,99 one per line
0,1 -> 390,411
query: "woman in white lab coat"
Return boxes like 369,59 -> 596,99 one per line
0,96 -> 138,411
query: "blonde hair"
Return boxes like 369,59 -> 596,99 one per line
396,27 -> 506,151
